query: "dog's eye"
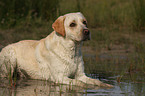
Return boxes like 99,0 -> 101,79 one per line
83,21 -> 87,25
70,23 -> 76,27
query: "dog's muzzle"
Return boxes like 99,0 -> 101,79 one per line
83,29 -> 90,41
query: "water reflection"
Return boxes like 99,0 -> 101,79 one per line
0,77 -> 145,96
0,79 -> 103,96
0,79 -> 83,96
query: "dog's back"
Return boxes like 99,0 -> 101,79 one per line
0,40 -> 39,78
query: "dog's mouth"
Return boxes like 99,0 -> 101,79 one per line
73,37 -> 90,43
74,35 -> 90,42
82,35 -> 91,41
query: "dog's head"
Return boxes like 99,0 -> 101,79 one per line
52,12 -> 91,42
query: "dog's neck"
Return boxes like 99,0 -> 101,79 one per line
62,38 -> 82,51
46,32 -> 83,57
53,31 -> 83,52
61,37 -> 82,55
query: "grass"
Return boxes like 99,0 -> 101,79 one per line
0,0 -> 59,28
133,0 -> 145,30
0,0 -> 145,30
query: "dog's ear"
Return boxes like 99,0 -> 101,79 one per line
52,16 -> 66,37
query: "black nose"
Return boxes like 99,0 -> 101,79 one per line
83,29 -> 90,35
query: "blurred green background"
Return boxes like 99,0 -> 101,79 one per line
0,0 -> 145,29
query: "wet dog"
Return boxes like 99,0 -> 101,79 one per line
0,12 -> 113,88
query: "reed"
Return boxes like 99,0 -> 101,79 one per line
0,0 -> 145,31
133,0 -> 145,30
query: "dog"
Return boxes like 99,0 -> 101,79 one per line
0,12 -> 113,88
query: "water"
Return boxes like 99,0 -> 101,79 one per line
0,54 -> 145,96
0,78 -> 144,96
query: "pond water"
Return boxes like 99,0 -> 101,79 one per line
0,54 -> 145,96
1,79 -> 144,96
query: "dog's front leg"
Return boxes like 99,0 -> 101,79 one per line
78,74 -> 113,88
55,76 -> 90,88
76,62 -> 113,88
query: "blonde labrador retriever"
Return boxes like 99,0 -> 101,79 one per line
0,12 -> 113,88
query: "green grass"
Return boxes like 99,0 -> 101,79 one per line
0,0 -> 145,30
0,0 -> 59,28
133,0 -> 145,30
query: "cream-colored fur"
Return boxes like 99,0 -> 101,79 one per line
0,12 -> 113,88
